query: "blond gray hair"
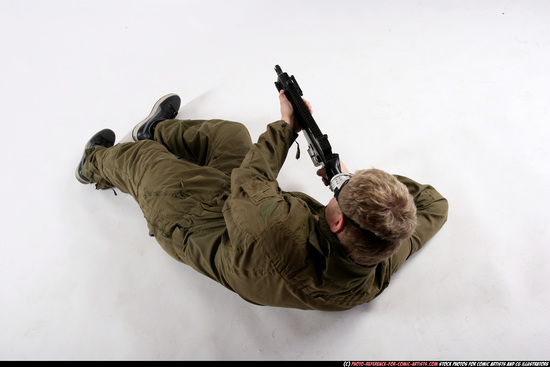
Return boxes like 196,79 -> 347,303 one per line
337,168 -> 417,266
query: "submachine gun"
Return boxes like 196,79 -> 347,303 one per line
274,65 -> 350,194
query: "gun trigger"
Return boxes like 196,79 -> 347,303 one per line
295,141 -> 300,160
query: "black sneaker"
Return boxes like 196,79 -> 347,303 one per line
75,129 -> 116,184
132,93 -> 181,141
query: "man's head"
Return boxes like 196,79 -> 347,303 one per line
325,168 -> 417,266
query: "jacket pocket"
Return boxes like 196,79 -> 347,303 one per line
240,178 -> 279,205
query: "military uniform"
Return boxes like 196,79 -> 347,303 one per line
83,118 -> 448,311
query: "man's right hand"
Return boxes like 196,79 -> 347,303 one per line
317,161 -> 349,186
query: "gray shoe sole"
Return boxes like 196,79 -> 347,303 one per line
75,166 -> 91,184
75,129 -> 116,185
132,93 -> 179,142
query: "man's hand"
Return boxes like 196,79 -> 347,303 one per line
279,90 -> 312,133
316,161 -> 350,186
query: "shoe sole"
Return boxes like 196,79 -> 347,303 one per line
75,166 -> 91,184
75,129 -> 116,185
132,93 -> 179,142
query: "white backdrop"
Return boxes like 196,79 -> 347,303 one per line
1,0 -> 548,361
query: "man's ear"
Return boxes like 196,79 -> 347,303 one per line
329,213 -> 345,234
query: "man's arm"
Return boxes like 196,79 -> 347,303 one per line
245,90 -> 312,181
253,120 -> 298,180
231,92 -> 301,185
388,176 -> 449,275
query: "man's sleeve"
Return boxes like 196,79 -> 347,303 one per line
252,120 -> 298,180
387,175 -> 449,275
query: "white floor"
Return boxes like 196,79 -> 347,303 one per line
1,0 -> 549,361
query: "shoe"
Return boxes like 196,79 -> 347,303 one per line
75,129 -> 116,184
132,93 -> 181,141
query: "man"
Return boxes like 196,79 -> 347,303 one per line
76,92 -> 448,311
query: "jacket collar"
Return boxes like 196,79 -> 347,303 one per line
317,208 -> 375,285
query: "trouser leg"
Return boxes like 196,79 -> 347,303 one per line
153,119 -> 253,173
82,140 -> 230,261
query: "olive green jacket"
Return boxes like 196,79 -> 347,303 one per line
173,121 -> 448,311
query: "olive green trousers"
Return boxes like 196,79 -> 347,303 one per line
83,119 -> 251,261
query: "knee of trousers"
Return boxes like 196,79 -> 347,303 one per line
210,120 -> 251,143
